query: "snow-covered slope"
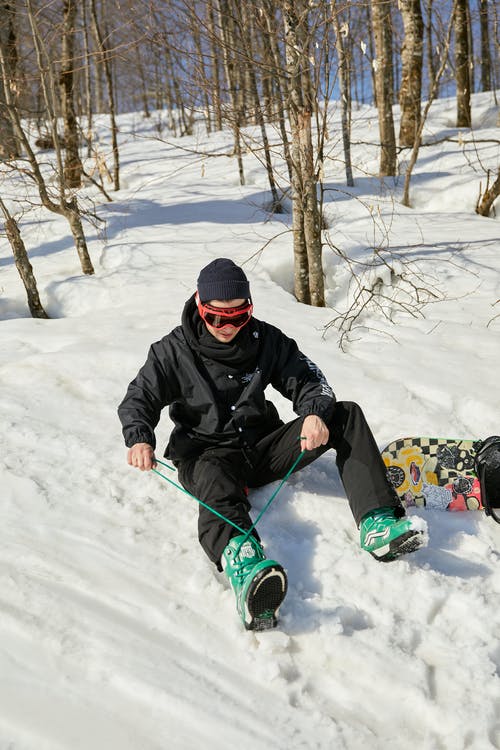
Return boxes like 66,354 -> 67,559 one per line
1,95 -> 500,749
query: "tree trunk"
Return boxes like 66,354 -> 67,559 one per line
217,0 -> 245,185
2,9 -> 94,275
207,0 -> 223,131
402,1 -> 457,207
476,168 -> 500,217
399,0 -> 424,148
299,111 -> 323,306
479,0 -> 492,92
331,0 -> 354,186
90,0 -> 120,190
65,197 -> 94,274
261,0 -> 292,182
371,0 -> 397,176
282,0 -> 324,307
0,198 -> 49,318
425,0 -> 437,97
82,0 -> 93,158
455,0 -> 471,127
191,16 -> 210,132
234,2 -> 281,210
0,1 -> 19,159
61,0 -> 83,188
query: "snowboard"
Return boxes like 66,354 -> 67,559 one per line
381,437 -> 484,512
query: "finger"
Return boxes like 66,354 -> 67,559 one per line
300,435 -> 312,451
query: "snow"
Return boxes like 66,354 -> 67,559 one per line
1,94 -> 500,750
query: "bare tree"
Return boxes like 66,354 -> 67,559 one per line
371,0 -> 397,176
479,0 -> 492,92
61,0 -> 83,188
232,2 -> 282,209
207,0 -> 223,131
476,168 -> 500,217
455,0 -> 471,127
282,0 -> 324,307
90,0 -> 120,190
424,0 -> 437,95
402,1 -> 457,206
0,13 -> 94,276
398,0 -> 424,148
0,196 -> 49,318
260,0 -> 292,181
81,0 -> 93,157
330,0 -> 354,186
217,0 -> 246,185
0,1 -> 19,159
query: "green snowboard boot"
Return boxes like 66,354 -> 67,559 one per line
222,534 -> 287,631
360,506 -> 428,561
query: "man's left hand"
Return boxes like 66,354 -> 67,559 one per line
300,415 -> 329,451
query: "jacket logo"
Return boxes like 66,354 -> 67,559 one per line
240,368 -> 259,384
300,356 -> 334,398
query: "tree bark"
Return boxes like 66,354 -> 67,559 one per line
90,0 -> 120,190
425,0 -> 437,97
0,1 -> 19,159
402,1 -> 457,207
217,0 -> 245,185
455,0 -> 471,127
282,0 -> 324,307
331,0 -> 354,186
399,0 -> 424,148
0,197 -> 49,318
82,0 -> 93,158
371,0 -> 397,176
61,0 -> 83,188
476,168 -> 500,217
479,0 -> 492,92
207,0 -> 223,131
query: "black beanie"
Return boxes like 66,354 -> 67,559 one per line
197,258 -> 250,302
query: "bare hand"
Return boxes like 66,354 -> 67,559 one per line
300,415 -> 330,451
127,443 -> 156,471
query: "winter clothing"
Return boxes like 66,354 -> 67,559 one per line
222,535 -> 287,630
118,295 -> 336,461
197,258 -> 251,302
359,506 -> 427,561
177,404 -> 402,565
118,292 -> 404,567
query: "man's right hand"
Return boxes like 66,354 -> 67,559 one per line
127,443 -> 156,471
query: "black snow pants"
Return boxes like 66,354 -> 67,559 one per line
176,401 -> 402,567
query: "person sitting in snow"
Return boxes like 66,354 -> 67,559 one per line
118,258 -> 427,630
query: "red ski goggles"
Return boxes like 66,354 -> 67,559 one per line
196,295 -> 253,330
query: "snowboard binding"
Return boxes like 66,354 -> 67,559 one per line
475,436 -> 500,524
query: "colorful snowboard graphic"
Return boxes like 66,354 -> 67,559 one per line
381,437 -> 484,512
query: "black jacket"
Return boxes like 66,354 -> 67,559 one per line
118,295 -> 336,461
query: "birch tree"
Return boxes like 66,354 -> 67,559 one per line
61,0 -> 83,188
398,0 -> 424,148
90,0 -> 120,190
455,0 -> 471,127
330,0 -> 354,186
0,197 -> 49,318
0,8 -> 94,276
371,0 -> 397,176
0,1 -> 19,159
282,0 -> 324,307
479,0 -> 492,92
